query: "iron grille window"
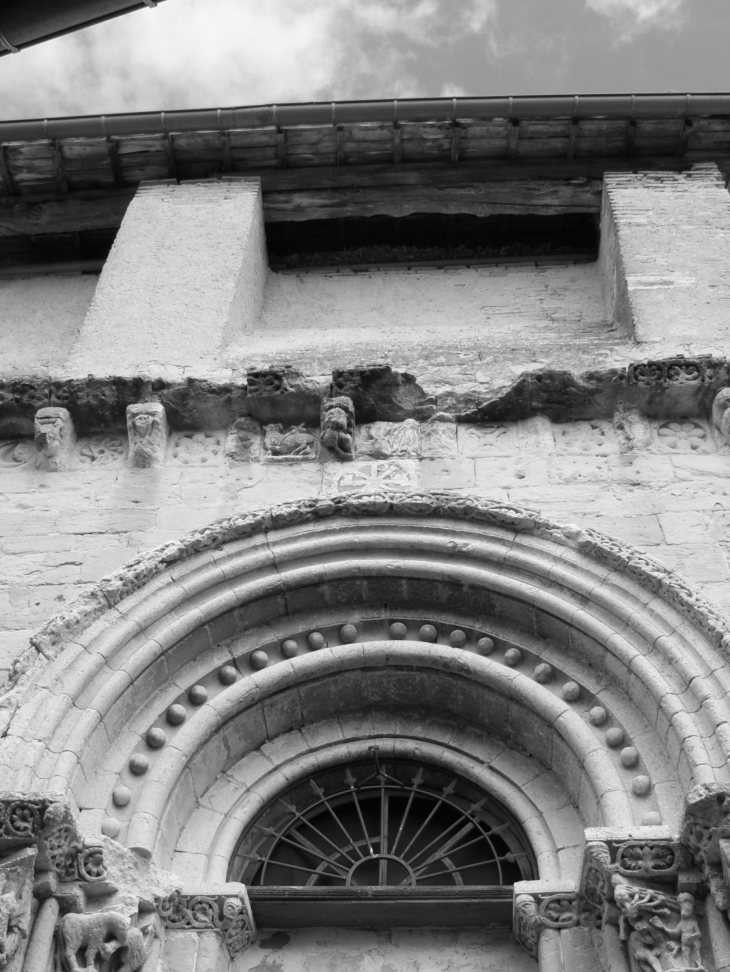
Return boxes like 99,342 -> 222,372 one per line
231,757 -> 535,889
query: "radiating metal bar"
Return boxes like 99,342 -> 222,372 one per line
408,819 -> 476,868
390,789 -> 417,856
351,787 -> 375,857
265,859 -> 348,881
275,798 -> 360,865
273,831 -> 351,877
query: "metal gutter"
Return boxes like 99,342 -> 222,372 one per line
0,0 -> 166,57
1,93 -> 729,143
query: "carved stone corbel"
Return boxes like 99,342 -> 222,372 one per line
155,885 -> 256,960
126,402 -> 168,468
712,387 -> 730,445
613,403 -> 652,454
321,395 -> 355,459
512,881 -> 578,958
34,407 -> 75,471
224,416 -> 262,462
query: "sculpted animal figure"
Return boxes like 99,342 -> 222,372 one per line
59,912 -> 149,972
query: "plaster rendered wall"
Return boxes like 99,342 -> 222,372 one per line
0,272 -> 97,376
2,415 -> 730,681
234,927 -> 535,972
234,261 -> 618,382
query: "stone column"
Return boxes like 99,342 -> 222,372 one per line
21,896 -> 59,972
66,177 -> 267,378
599,163 -> 730,345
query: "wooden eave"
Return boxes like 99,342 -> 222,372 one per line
0,100 -> 729,251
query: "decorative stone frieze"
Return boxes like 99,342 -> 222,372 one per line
59,911 -> 151,972
34,407 -> 75,471
156,886 -> 256,959
512,882 -> 578,958
126,402 -> 168,468
628,356 -> 724,388
320,396 -> 355,459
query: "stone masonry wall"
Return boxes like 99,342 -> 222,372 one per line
2,413 -> 730,682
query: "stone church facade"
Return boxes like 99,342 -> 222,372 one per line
1,94 -> 730,971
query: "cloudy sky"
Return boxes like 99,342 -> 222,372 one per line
0,0 -> 728,120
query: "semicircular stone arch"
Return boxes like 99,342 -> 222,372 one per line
2,490 -> 730,968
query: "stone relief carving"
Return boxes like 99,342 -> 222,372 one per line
225,417 -> 262,462
0,441 -> 33,469
615,842 -> 679,879
170,431 -> 224,465
34,407 -> 75,471
263,424 -> 318,461
654,420 -> 709,454
513,893 -> 540,958
628,357 -> 722,387
0,848 -> 34,972
612,877 -> 705,972
323,461 -> 418,496
513,889 -> 578,958
553,419 -> 615,455
126,403 -> 168,468
681,783 -> 730,910
78,436 -> 126,466
320,396 -> 355,459
420,418 -> 457,458
458,423 -> 516,457
156,888 -> 256,959
59,912 -> 150,972
356,419 -> 421,459
614,405 -> 652,454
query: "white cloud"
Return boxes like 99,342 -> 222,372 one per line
0,0 -> 497,120
585,0 -> 685,38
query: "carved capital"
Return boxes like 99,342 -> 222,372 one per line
156,885 -> 256,959
0,847 -> 36,972
0,798 -> 106,887
321,396 -> 355,460
126,402 -> 168,468
681,784 -> 730,872
34,407 -> 75,471
513,882 -> 578,958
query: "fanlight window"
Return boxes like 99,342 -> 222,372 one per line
231,758 -> 535,889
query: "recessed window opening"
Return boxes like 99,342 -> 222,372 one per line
266,212 -> 598,271
231,757 -> 535,888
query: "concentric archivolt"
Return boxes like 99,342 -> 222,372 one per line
1,492 -> 729,882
